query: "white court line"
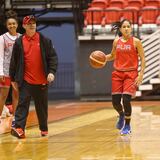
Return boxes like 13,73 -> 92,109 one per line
54,103 -> 77,108
30,102 -> 77,111
96,128 -> 111,131
146,157 -> 160,160
48,158 -> 66,160
114,157 -> 133,159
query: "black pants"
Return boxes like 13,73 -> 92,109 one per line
112,94 -> 132,117
15,81 -> 48,131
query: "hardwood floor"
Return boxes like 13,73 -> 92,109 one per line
0,101 -> 160,160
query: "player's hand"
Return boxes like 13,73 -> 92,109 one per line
47,73 -> 55,83
0,76 -> 5,82
135,74 -> 143,86
11,81 -> 18,92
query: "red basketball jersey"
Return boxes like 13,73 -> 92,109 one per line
114,37 -> 138,71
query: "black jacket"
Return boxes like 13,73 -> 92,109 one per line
9,32 -> 58,86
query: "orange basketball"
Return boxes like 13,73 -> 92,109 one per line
89,50 -> 106,69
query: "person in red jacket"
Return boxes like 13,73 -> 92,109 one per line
10,15 -> 58,138
106,19 -> 145,135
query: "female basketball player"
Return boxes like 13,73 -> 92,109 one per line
0,10 -> 20,125
105,19 -> 146,135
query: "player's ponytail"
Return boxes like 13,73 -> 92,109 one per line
111,21 -> 122,37
111,19 -> 132,37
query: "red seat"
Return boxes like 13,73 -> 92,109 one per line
122,6 -> 140,23
109,0 -> 127,9
139,6 -> 159,24
144,0 -> 160,7
101,7 -> 122,25
83,7 -> 104,26
90,0 -> 109,9
128,0 -> 144,8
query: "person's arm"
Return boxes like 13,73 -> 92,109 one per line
105,37 -> 118,62
45,39 -> 58,83
47,39 -> 58,75
0,35 -> 4,81
10,37 -> 22,90
135,38 -> 146,86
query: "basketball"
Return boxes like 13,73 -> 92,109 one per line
89,50 -> 106,69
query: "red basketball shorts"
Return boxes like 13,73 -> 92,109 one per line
0,76 -> 11,88
112,70 -> 138,96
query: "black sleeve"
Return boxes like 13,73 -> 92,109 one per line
9,41 -> 19,81
47,39 -> 58,75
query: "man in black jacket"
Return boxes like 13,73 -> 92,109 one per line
10,15 -> 58,138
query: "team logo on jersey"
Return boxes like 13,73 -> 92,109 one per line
4,42 -> 15,49
117,44 -> 131,51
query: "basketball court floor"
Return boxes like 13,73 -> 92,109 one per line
0,100 -> 160,160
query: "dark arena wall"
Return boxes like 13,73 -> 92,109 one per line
77,39 -> 114,100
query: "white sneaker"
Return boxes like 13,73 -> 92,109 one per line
1,105 -> 12,118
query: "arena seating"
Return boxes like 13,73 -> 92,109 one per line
122,0 -> 143,24
83,7 -> 104,34
83,0 -> 160,35
140,6 -> 159,24
101,7 -> 122,24
139,6 -> 160,33
109,0 -> 127,8
127,0 -> 144,8
84,7 -> 104,26
89,0 -> 109,9
144,0 -> 160,7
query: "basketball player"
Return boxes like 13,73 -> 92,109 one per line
0,10 -> 20,125
105,19 -> 146,135
10,15 -> 58,138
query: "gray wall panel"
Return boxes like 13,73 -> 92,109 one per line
77,39 -> 114,98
